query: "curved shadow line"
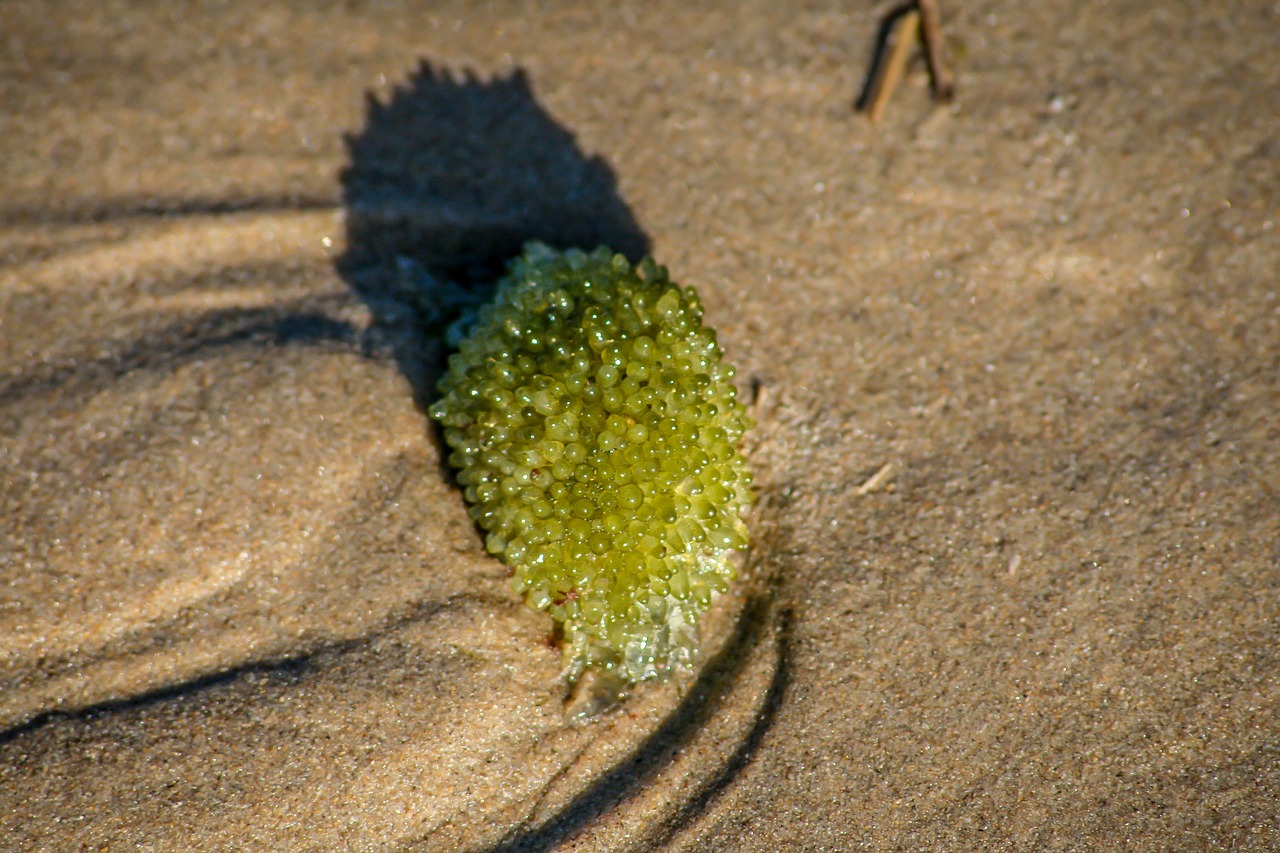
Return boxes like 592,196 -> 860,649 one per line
478,597 -> 791,853
0,655 -> 314,749
0,297 -> 364,413
640,608 -> 793,849
0,195 -> 340,228
0,592 -> 490,748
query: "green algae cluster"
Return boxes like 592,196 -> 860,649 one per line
429,243 -> 752,684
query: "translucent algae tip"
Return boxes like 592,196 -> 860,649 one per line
429,243 -> 753,686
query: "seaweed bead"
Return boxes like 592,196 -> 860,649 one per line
430,243 -> 752,684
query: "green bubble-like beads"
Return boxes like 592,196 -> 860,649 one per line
430,243 -> 753,684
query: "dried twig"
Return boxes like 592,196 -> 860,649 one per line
855,462 -> 896,495
916,0 -> 955,101
857,0 -> 955,121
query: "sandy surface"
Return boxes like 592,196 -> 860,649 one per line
2,1 -> 1278,850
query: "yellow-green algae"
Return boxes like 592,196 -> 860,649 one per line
429,243 -> 752,684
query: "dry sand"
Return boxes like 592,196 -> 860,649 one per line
2,1 -> 1278,850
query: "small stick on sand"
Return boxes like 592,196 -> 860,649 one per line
858,0 -> 955,121
855,461 -> 896,495
916,0 -> 955,101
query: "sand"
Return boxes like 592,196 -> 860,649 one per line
2,0 -> 1278,849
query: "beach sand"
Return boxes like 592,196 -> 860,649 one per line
2,1 -> 1278,849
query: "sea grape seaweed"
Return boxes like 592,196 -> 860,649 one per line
430,243 -> 752,684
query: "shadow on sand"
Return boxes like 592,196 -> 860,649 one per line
337,61 -> 651,408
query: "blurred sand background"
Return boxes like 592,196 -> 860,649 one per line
2,1 -> 1278,849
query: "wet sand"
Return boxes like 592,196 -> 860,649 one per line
2,1 -> 1278,849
